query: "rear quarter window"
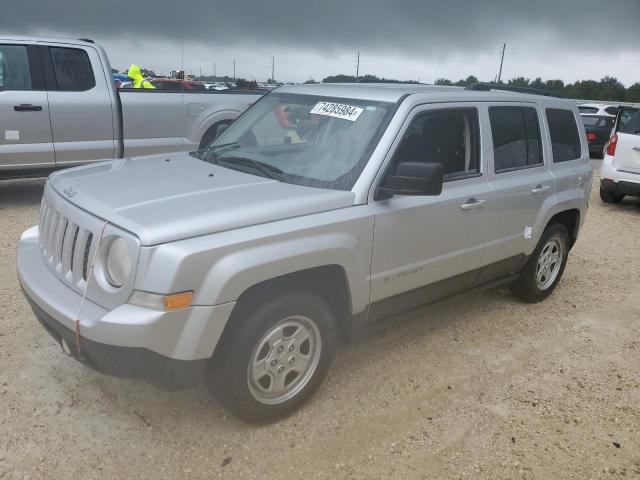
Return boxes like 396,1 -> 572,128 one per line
620,112 -> 640,135
546,109 -> 582,162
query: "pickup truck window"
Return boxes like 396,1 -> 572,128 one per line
545,108 -> 582,162
392,108 -> 480,181
0,45 -> 32,91
202,93 -> 394,190
49,47 -> 95,91
490,106 -> 543,172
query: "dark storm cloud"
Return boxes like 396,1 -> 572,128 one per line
2,0 -> 639,56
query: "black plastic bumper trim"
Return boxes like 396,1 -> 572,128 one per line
22,287 -> 207,391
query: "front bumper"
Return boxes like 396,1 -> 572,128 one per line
17,226 -> 236,390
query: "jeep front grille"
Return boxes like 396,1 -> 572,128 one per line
39,198 -> 96,286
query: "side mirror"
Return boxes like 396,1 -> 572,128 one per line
376,162 -> 444,200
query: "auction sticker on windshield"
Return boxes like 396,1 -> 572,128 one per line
310,102 -> 364,122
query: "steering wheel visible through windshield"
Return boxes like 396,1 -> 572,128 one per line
199,93 -> 395,190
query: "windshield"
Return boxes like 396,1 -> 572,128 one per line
199,93 -> 395,190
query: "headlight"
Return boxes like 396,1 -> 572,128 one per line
105,237 -> 131,287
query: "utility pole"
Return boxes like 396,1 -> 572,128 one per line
214,62 -> 216,78
233,59 -> 236,80
199,65 -> 202,78
356,51 -> 360,79
497,43 -> 506,84
271,56 -> 275,84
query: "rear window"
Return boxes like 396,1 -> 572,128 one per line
489,106 -> 542,172
546,109 -> 582,162
50,47 -> 95,91
581,116 -> 614,128
578,106 -> 598,114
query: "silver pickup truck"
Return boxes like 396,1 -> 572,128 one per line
17,83 -> 592,423
0,36 -> 262,177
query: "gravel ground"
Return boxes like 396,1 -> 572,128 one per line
1,170 -> 639,479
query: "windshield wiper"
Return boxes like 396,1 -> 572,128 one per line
216,156 -> 283,180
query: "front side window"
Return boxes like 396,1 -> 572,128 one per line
391,108 -> 480,180
49,47 -> 95,91
546,109 -> 582,162
198,93 -> 394,190
0,44 -> 32,91
490,106 -> 542,172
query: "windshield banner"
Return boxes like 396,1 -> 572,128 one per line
310,102 -> 364,122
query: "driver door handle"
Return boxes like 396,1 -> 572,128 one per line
460,198 -> 487,211
13,104 -> 43,112
632,145 -> 640,152
531,184 -> 551,195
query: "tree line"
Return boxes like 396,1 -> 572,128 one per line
316,74 -> 640,102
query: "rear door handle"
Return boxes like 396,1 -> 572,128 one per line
632,145 -> 640,152
531,185 -> 551,195
13,104 -> 43,112
460,198 -> 487,211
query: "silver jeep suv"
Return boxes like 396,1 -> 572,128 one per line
17,84 -> 592,422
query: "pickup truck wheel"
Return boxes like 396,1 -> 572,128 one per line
199,121 -> 231,149
207,292 -> 337,423
509,224 -> 569,303
599,188 -> 624,204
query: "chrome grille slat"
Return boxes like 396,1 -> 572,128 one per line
61,223 -> 77,275
72,229 -> 90,284
53,217 -> 68,266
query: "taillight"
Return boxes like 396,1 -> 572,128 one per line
606,133 -> 618,156
586,132 -> 597,141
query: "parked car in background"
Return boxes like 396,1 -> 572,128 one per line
0,37 -> 264,178
578,103 -> 618,117
204,82 -> 229,91
600,109 -> 640,203
17,83 -> 592,422
581,114 -> 614,158
146,78 -> 207,91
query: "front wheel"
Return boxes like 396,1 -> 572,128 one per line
510,224 -> 569,303
207,292 -> 337,423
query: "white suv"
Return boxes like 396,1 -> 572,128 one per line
600,109 -> 640,203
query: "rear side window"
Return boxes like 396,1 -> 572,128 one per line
620,112 -> 640,135
546,109 -> 582,162
578,106 -> 598,114
604,106 -> 619,116
0,44 -> 32,91
489,106 -> 542,172
49,47 -> 95,91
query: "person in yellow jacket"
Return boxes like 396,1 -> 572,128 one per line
127,64 -> 156,89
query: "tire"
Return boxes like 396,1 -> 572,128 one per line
206,292 -> 337,423
599,187 -> 624,204
199,121 -> 231,150
510,224 -> 570,303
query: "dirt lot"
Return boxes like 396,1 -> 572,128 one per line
1,171 -> 639,480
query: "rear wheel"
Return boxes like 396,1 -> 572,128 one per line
510,224 -> 569,303
599,187 -> 625,204
207,292 -> 337,423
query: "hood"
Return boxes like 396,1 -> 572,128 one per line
49,154 -> 356,245
127,63 -> 142,82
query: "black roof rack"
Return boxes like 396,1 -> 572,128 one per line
465,83 -> 562,98
78,38 -> 94,43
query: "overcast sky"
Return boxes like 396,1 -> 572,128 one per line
2,0 -> 639,85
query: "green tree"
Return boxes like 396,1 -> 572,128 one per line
435,78 -> 453,86
627,83 -> 640,103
